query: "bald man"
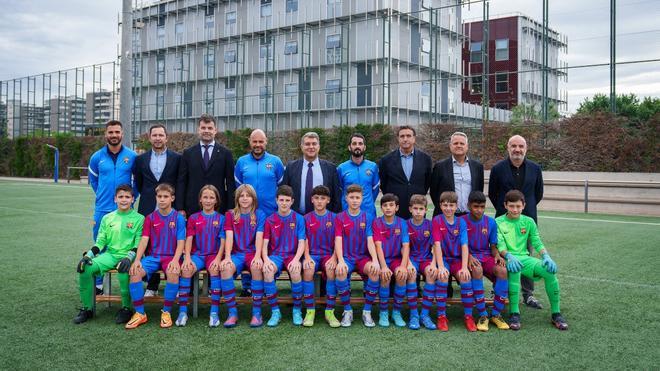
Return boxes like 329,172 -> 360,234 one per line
234,129 -> 285,216
488,134 -> 544,309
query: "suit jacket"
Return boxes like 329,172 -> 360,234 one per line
378,148 -> 432,219
430,156 -> 484,216
282,158 -> 342,214
488,158 -> 544,222
176,143 -> 236,216
133,149 -> 181,216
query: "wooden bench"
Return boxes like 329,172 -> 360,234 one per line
95,270 -> 498,318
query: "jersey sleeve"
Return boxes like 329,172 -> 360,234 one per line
132,215 -> 145,249
400,220 -> 410,244
488,217 -> 498,245
256,210 -> 266,232
371,164 -> 381,201
88,152 -> 100,193
275,158 -> 285,185
217,215 -> 226,240
263,218 -> 272,241
224,211 -> 233,231
371,220 -> 382,242
296,214 -> 306,240
496,220 -> 508,252
141,214 -> 152,237
176,214 -> 187,241
95,213 -> 109,247
431,217 -> 442,243
234,157 -> 244,187
365,214 -> 374,237
186,214 -> 196,237
459,218 -> 468,246
527,218 -> 545,253
334,214 -> 343,237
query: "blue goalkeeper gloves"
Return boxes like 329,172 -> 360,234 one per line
541,253 -> 557,273
505,253 -> 522,273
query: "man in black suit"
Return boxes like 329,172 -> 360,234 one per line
133,123 -> 181,295
176,114 -> 235,216
430,131 -> 484,216
282,131 -> 341,214
488,134 -> 544,309
378,125 -> 432,219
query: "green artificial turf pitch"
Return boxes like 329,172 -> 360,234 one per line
0,180 -> 659,370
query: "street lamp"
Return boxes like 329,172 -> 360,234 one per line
45,144 -> 59,183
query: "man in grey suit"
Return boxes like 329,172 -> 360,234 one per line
282,132 -> 341,214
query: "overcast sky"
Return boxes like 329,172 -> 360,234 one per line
1,0 -> 658,113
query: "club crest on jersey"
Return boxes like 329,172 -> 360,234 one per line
126,222 -> 134,229
169,221 -> 176,228
212,220 -> 219,227
423,230 -> 430,237
266,163 -> 273,171
123,157 -> 130,164
394,228 -> 401,236
366,169 -> 372,176
520,227 -> 527,235
359,222 -> 366,229
482,227 -> 488,235
453,229 -> 459,236
326,221 -> 332,228
289,222 -> 296,230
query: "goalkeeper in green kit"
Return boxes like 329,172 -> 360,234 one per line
73,184 -> 145,324
496,190 -> 568,331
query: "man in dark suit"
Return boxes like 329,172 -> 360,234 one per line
488,134 -> 544,309
378,125 -> 432,219
430,131 -> 484,216
176,114 -> 235,216
133,124 -> 181,295
282,131 -> 341,214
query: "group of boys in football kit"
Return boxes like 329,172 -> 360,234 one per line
74,180 -> 568,332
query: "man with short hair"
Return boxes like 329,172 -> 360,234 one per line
234,129 -> 285,217
176,114 -> 235,217
337,133 -> 380,217
133,124 -> 181,296
88,120 -> 138,293
488,134 -> 544,309
282,132 -> 342,214
430,131 -> 484,217
378,125 -> 432,219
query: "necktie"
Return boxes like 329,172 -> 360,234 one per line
305,162 -> 314,214
203,145 -> 210,170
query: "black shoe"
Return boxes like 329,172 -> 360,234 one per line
73,309 -> 93,324
509,313 -> 521,331
240,289 -> 252,298
524,295 -> 543,309
95,287 -> 104,296
115,307 -> 134,324
551,313 -> 569,331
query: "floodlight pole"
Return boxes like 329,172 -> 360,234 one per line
610,0 -> 616,113
120,0 -> 133,148
45,144 -> 59,183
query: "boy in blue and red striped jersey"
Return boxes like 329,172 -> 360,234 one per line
222,184 -> 267,327
373,193 -> 410,328
126,183 -> 186,329
406,194 -> 439,330
262,185 -> 307,327
461,191 -> 510,331
301,185 -> 338,327
334,184 -> 381,328
178,185 -> 227,327
432,191 -> 477,332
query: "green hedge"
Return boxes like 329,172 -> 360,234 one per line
2,113 -> 659,178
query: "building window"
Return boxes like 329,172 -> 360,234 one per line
156,91 -> 164,120
205,15 -> 215,36
285,83 -> 298,111
495,39 -> 509,61
226,11 -> 236,24
421,81 -> 431,97
204,52 -> 215,78
327,0 -> 341,17
224,50 -> 236,63
225,88 -> 236,115
285,83 -> 298,97
157,25 -> 165,48
496,73 -> 508,93
325,79 -> 341,109
495,102 -> 509,109
284,41 -> 298,55
470,41 -> 482,63
261,3 -> 272,17
470,76 -> 482,94
326,34 -> 341,64
286,0 -> 298,12
175,22 -> 184,45
259,86 -> 271,112
156,56 -> 165,84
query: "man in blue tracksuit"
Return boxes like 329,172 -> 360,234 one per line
234,129 -> 285,217
87,120 -> 137,291
336,133 -> 380,217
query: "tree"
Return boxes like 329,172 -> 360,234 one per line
510,103 -> 560,124
575,93 -> 660,124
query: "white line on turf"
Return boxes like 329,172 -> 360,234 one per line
0,206 -> 88,219
540,215 -> 660,226
560,274 -> 660,290
0,182 -> 90,190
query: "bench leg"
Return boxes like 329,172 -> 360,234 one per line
192,272 -> 199,319
104,273 -> 112,309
